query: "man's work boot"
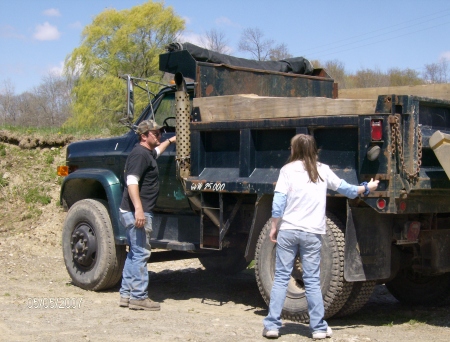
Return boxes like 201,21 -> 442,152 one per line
129,298 -> 161,311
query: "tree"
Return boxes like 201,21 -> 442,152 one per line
423,58 -> 449,83
238,27 -> 274,61
201,29 -> 230,54
353,68 -> 390,88
33,73 -> 73,127
0,79 -> 18,124
64,1 -> 184,128
323,60 -> 347,88
269,43 -> 292,61
388,68 -> 423,87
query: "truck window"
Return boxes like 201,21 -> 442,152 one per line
154,92 -> 193,129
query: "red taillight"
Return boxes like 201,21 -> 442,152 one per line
376,198 -> 386,210
371,120 -> 383,141
399,201 -> 407,211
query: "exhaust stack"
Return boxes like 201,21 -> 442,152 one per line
174,72 -> 191,180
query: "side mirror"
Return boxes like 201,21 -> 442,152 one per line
126,74 -> 134,121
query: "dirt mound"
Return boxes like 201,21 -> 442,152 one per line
0,129 -> 75,149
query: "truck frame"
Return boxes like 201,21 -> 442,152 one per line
59,44 -> 450,321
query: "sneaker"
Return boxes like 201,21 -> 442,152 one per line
119,297 -> 129,307
312,326 -> 333,339
129,298 -> 161,311
262,328 -> 279,339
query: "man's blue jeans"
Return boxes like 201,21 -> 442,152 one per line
263,229 -> 328,334
119,211 -> 152,300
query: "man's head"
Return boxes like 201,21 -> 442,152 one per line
136,120 -> 162,147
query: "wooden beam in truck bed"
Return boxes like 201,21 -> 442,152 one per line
339,83 -> 450,101
193,94 -> 377,122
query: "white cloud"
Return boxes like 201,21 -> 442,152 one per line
179,31 -> 204,46
439,51 -> 450,61
33,22 -> 61,41
0,25 -> 25,39
215,16 -> 241,28
43,8 -> 61,17
48,61 -> 65,76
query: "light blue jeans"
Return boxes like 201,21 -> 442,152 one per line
263,229 -> 328,334
119,211 -> 153,300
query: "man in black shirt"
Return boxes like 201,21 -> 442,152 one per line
119,119 -> 176,310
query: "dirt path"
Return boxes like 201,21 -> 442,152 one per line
1,208 -> 449,342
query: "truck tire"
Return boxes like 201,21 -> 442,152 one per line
255,213 -> 351,323
62,199 -> 126,291
385,269 -> 450,306
335,281 -> 376,317
198,248 -> 251,275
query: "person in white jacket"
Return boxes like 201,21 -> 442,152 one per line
262,134 -> 379,340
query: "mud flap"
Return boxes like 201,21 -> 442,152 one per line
344,205 -> 392,281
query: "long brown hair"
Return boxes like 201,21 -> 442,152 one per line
288,134 -> 323,183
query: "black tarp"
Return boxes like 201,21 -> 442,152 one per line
166,42 -> 314,75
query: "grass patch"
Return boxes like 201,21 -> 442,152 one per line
23,186 -> 51,205
0,173 -> 9,187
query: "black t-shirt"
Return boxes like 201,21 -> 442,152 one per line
120,144 -> 159,213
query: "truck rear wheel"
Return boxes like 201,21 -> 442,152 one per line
62,199 -> 126,291
198,247 -> 251,275
335,281 -> 376,317
386,269 -> 450,306
255,213 -> 351,322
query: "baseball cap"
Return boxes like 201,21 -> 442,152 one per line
135,120 -> 162,134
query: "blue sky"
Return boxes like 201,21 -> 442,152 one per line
1,0 -> 450,94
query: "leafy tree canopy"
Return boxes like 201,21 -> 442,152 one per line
64,1 -> 184,129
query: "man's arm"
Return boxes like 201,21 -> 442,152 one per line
155,136 -> 176,157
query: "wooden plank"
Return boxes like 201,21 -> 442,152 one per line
193,94 -> 377,122
429,130 -> 450,180
339,84 -> 450,101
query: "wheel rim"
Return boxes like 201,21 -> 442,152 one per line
287,257 -> 306,299
71,223 -> 97,269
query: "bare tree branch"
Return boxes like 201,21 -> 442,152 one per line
238,27 -> 274,61
269,43 -> 292,61
201,29 -> 230,54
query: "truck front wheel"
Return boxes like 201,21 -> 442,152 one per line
62,199 -> 126,291
255,214 -> 351,322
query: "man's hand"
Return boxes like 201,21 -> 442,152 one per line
134,208 -> 145,228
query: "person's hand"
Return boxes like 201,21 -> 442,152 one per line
134,209 -> 145,228
171,136 -> 176,143
368,178 -> 379,191
270,217 -> 280,243
269,226 -> 278,243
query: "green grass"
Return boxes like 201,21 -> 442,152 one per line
0,173 -> 9,187
23,186 -> 51,205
